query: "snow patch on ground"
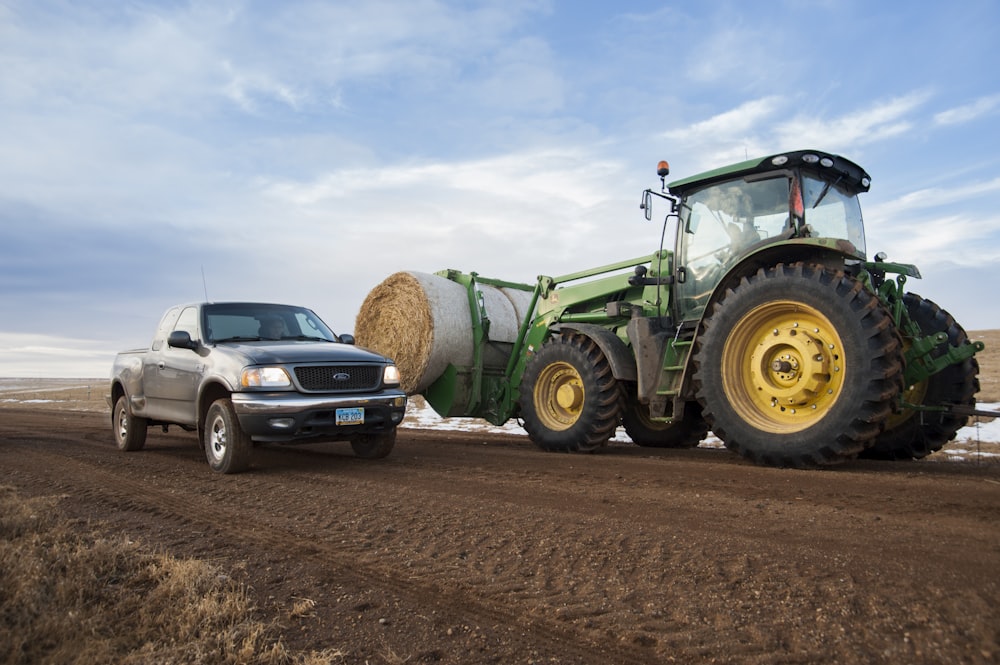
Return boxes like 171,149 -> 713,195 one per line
402,399 -> 1000,460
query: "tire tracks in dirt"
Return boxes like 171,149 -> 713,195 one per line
2,433 -> 683,664
3,409 -> 1000,664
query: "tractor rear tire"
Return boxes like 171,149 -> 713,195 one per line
520,332 -> 622,452
862,293 -> 979,460
621,393 -> 707,448
693,263 -> 904,467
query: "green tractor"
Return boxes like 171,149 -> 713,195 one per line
415,149 -> 983,466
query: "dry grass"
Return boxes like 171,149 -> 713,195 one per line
0,379 -> 109,413
969,330 -> 1000,402
0,485 -> 340,665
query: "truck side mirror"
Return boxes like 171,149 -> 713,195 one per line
338,333 -> 356,345
167,330 -> 199,350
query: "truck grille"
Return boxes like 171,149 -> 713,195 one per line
293,365 -> 381,392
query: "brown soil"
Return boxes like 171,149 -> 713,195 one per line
1,402 -> 999,665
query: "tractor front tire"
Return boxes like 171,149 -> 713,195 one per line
693,263 -> 903,467
520,332 -> 622,452
863,293 -> 979,460
621,393 -> 707,448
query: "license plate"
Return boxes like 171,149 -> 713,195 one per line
336,407 -> 364,425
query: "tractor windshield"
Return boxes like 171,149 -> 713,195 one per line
674,175 -> 790,320
801,174 -> 866,254
673,172 -> 867,321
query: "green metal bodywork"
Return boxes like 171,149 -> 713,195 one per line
421,149 -> 982,426
858,261 -> 984,401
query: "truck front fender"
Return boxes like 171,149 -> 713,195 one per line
555,323 -> 637,382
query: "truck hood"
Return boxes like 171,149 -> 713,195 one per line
221,341 -> 394,366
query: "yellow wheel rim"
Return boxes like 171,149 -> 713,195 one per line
885,337 -> 928,430
721,300 -> 846,434
533,361 -> 585,431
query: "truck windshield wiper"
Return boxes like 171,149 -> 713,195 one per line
283,335 -> 333,342
213,336 -> 262,343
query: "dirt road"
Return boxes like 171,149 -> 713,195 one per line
1,405 -> 999,664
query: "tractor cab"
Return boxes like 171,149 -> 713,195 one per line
657,150 -> 871,321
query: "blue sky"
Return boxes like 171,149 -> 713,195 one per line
2,0 -> 999,377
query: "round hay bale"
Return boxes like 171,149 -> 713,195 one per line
355,271 -> 535,395
500,287 -> 535,332
355,271 -> 472,393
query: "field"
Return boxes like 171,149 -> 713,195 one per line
1,331 -> 1000,664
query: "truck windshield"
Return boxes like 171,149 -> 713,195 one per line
203,304 -> 339,343
801,174 -> 866,255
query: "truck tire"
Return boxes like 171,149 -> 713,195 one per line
520,332 -> 622,452
862,293 -> 980,460
621,393 -> 707,448
113,394 -> 148,451
351,431 -> 396,459
693,263 -> 903,467
204,398 -> 252,474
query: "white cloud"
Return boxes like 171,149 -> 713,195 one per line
663,97 -> 782,143
864,178 -> 1000,268
934,94 -> 1000,126
866,177 -> 1000,217
262,149 -> 624,208
2,0 -> 999,384
0,333 -> 116,378
775,91 -> 933,151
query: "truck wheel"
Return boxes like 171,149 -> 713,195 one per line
351,431 -> 397,459
204,398 -> 252,474
862,293 -> 980,460
112,395 -> 147,451
520,332 -> 622,452
693,263 -> 903,467
621,393 -> 707,448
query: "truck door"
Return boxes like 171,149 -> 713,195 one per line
143,305 -> 204,426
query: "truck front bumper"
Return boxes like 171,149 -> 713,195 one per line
231,391 -> 407,443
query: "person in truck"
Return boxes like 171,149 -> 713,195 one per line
259,316 -> 287,339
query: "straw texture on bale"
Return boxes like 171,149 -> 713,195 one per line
355,271 -> 533,394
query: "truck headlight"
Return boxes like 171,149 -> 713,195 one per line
241,367 -> 292,388
383,364 -> 401,386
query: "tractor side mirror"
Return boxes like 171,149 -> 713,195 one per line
640,190 -> 653,221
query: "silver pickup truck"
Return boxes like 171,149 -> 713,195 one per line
108,302 -> 407,473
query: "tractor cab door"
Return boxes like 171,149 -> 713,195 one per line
674,175 -> 792,322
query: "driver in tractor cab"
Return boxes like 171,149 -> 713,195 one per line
715,185 -> 762,258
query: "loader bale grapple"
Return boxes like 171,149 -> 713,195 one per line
356,149 -> 985,467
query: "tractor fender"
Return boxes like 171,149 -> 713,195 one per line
706,240 -> 861,319
554,323 -> 638,382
